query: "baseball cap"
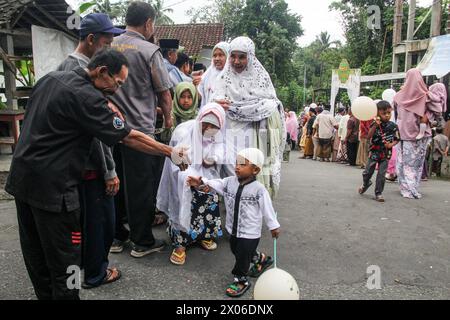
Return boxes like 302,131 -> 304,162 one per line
80,13 -> 125,37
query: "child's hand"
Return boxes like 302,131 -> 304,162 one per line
271,228 -> 280,239
384,141 -> 393,149
198,185 -> 211,193
187,176 -> 202,187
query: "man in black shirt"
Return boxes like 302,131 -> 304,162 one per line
5,49 -> 188,300
56,13 -> 125,290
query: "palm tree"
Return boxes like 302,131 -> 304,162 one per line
152,0 -> 174,25
80,0 -> 174,25
315,31 -> 341,51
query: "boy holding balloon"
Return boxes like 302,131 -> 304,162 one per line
187,148 -> 280,297
358,101 -> 400,202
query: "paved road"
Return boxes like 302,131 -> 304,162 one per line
1,150 -> 450,300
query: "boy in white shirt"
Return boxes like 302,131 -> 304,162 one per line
188,148 -> 280,297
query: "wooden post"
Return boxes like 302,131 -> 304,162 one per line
405,0 -> 416,71
430,0 -> 442,37
0,32 -> 17,109
393,0 -> 403,46
392,0 -> 403,74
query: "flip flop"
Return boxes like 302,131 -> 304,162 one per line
82,267 -> 121,289
170,249 -> 186,265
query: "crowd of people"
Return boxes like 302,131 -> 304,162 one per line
287,68 -> 448,202
5,1 -> 284,300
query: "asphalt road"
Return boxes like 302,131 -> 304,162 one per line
1,150 -> 450,300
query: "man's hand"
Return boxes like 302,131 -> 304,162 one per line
171,145 -> 191,171
164,116 -> 173,129
215,99 -> 231,111
187,176 -> 202,187
271,228 -> 280,239
108,101 -> 125,122
105,176 -> 120,196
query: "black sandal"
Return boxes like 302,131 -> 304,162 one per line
248,253 -> 273,278
225,278 -> 251,298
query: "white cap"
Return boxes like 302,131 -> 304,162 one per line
237,148 -> 265,169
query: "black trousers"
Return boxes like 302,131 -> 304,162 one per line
362,158 -> 388,196
114,144 -> 160,247
347,141 -> 359,166
79,178 -> 115,286
229,236 -> 260,278
15,200 -> 81,300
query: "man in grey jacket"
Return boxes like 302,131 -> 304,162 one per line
56,13 -> 125,288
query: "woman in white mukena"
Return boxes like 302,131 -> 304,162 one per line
198,41 -> 230,109
212,36 -> 286,198
156,103 -> 226,265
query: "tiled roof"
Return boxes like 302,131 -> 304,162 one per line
154,23 -> 224,57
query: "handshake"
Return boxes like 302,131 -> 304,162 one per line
171,145 -> 191,171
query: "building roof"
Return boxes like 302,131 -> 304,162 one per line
154,23 -> 224,57
0,0 -> 77,38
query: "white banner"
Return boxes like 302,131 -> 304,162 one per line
32,25 -> 77,81
330,69 -> 361,114
417,34 -> 450,79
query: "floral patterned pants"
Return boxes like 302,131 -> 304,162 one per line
396,138 -> 430,199
167,189 -> 222,248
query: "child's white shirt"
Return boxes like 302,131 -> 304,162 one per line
202,176 -> 280,239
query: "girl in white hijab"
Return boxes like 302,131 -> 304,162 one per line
156,103 -> 226,265
198,42 -> 230,108
212,36 -> 286,197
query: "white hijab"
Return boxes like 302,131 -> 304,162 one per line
156,103 -> 226,232
199,42 -> 230,108
213,36 -> 281,122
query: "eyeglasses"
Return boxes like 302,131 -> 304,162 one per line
107,70 -> 124,89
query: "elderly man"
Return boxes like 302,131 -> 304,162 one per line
6,48 -> 188,300
56,12 -> 125,290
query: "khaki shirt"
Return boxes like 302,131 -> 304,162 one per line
111,30 -> 171,134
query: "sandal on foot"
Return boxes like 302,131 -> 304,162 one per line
82,267 -> 121,289
170,249 -> 186,265
358,181 -> 372,194
200,239 -> 217,251
248,254 -> 273,278
225,278 -> 251,298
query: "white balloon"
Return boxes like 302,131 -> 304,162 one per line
382,89 -> 396,104
253,268 -> 300,300
351,96 -> 377,121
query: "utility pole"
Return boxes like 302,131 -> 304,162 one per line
392,0 -> 403,73
430,0 -> 442,37
405,0 -> 416,71
303,66 -> 306,108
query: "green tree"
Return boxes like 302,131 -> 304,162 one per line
80,0 -> 174,25
187,0 -> 304,87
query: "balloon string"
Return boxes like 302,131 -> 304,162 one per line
274,212 -> 278,268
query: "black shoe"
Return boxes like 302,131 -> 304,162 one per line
110,239 -> 129,253
130,239 -> 166,258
